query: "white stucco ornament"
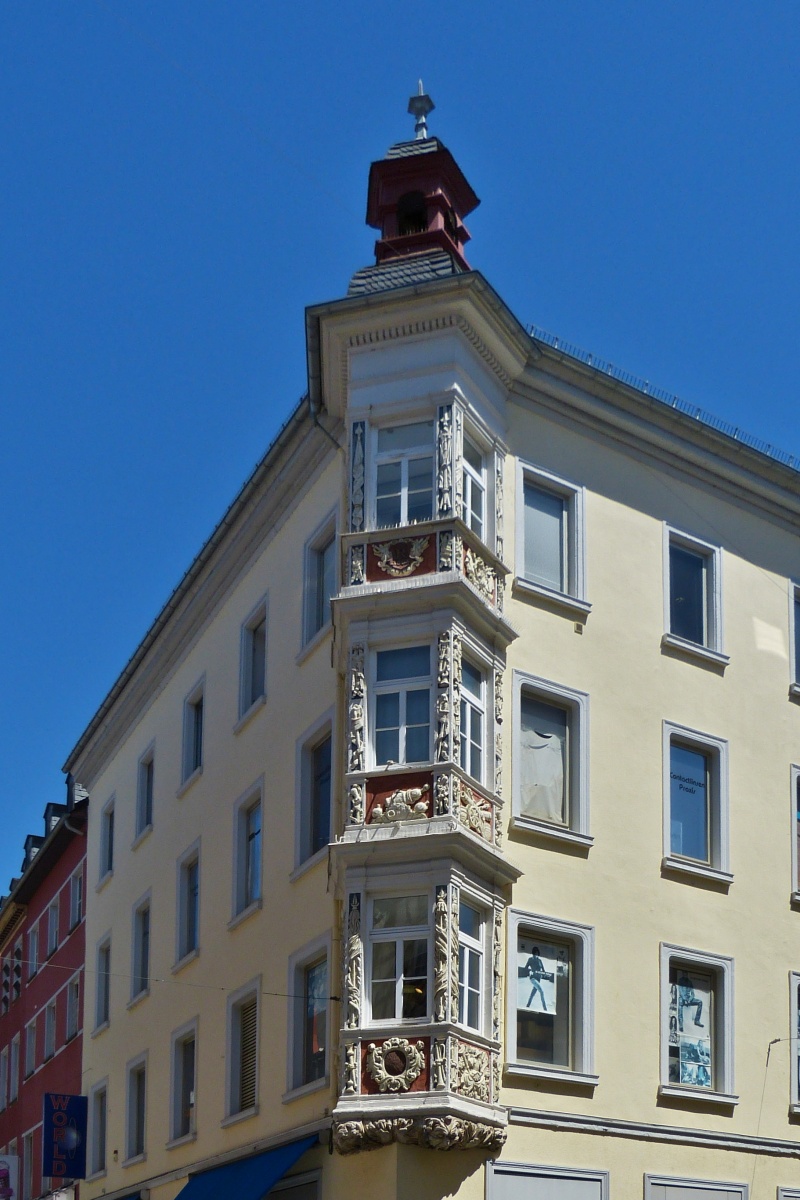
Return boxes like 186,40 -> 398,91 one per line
366,1037 -> 426,1092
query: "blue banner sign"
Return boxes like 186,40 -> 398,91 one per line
42,1093 -> 88,1181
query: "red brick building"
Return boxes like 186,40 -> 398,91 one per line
0,784 -> 87,1200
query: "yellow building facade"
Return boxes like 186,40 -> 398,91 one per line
68,101 -> 800,1200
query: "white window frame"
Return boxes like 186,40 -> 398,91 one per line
365,890 -> 433,1026
44,999 -> 56,1060
181,677 -> 205,788
46,899 -> 59,957
459,657 -> 486,784
224,977 -> 261,1121
66,972 -> 80,1041
169,1017 -> 198,1144
456,895 -> 486,1034
24,1019 -> 35,1078
239,595 -> 269,721
792,765 -> 800,902
231,780 -> 263,924
28,927 -> 38,980
659,942 -> 736,1105
130,893 -> 151,1003
371,419 -> 436,530
790,581 -> 800,698
511,670 -> 591,848
285,932 -> 332,1099
21,1131 -> 32,1200
461,433 -> 487,542
69,866 -> 83,929
515,459 -> 589,616
9,1036 -> 19,1103
370,642 -> 434,768
663,525 -> 727,665
88,1078 -> 108,1178
791,970 -> 800,1114
135,743 -> 155,841
645,1176 -> 747,1199
99,797 -> 115,882
95,934 -> 111,1030
486,1161 -> 609,1199
176,841 -> 201,966
506,908 -> 597,1087
662,721 -> 730,885
125,1052 -> 148,1162
302,512 -> 337,648
295,713 -> 334,871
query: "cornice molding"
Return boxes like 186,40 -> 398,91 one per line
346,313 -> 513,390
508,1105 -> 800,1158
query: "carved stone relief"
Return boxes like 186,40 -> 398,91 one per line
449,883 -> 460,1022
494,668 -> 504,803
332,1116 -> 507,1155
431,1037 -> 447,1089
456,1042 -> 490,1102
435,689 -> 451,763
495,455 -> 504,560
366,1037 -> 426,1093
348,644 -> 365,773
433,885 -> 448,1022
493,1054 -> 502,1105
451,631 -> 462,751
492,908 -> 503,1043
371,536 -> 429,578
349,544 -> 365,586
436,406 -> 453,518
454,407 -> 464,521
350,422 -> 365,533
437,631 -> 450,688
371,785 -> 429,823
463,546 -> 496,605
456,779 -> 492,842
494,731 -> 503,799
434,772 -> 451,816
342,1041 -> 360,1095
345,893 -> 362,1030
347,782 -> 364,825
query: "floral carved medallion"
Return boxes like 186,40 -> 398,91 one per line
366,1037 -> 426,1092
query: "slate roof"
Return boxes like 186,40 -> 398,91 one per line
347,249 -> 463,297
384,137 -> 442,160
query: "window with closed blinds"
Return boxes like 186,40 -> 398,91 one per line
238,995 -> 258,1111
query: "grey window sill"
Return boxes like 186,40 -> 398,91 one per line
234,693 -> 267,735
661,856 -> 733,888
661,633 -> 729,668
95,870 -> 113,894
172,947 -> 200,975
512,577 -> 592,619
658,1084 -> 738,1107
221,1104 -> 258,1129
177,766 -> 203,799
790,683 -> 800,701
290,846 -> 328,883
510,815 -> 593,850
505,1062 -> 598,1088
126,988 -> 150,1012
282,1075 -> 329,1104
166,1131 -> 197,1150
296,623 -> 333,666
121,1152 -> 147,1168
91,1020 -> 110,1039
131,824 -> 153,852
228,899 -> 262,931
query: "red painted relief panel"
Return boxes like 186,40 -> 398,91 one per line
360,1036 -> 431,1095
366,535 -> 437,582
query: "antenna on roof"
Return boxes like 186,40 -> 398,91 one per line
408,80 -> 434,141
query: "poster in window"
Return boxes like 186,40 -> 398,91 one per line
517,938 -> 566,1015
668,970 -> 713,1088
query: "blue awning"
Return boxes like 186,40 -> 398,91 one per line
173,1134 -> 318,1200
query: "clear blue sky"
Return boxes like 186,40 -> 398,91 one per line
2,2 -> 799,892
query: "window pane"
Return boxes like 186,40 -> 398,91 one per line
670,744 -> 710,862
371,941 -> 397,979
520,695 -> 568,824
311,737 -> 332,856
304,960 -> 327,1083
371,981 -> 396,1020
462,660 -> 482,698
245,802 -> 261,905
372,895 -> 428,928
669,544 -> 707,644
375,692 -> 400,765
376,462 -> 402,527
405,688 -> 430,762
524,484 -> 566,591
402,938 -> 427,1018
249,617 -> 266,705
459,901 -> 481,940
377,646 -> 429,681
794,595 -> 800,683
377,421 -> 433,453
516,935 -> 571,1067
668,965 -> 713,1088
463,437 -> 482,473
406,456 -> 433,523
405,724 -> 430,764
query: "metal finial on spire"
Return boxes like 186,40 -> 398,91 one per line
408,80 -> 434,140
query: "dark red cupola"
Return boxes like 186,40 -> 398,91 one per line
365,83 -> 480,271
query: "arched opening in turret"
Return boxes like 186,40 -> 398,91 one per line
397,191 -> 428,236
